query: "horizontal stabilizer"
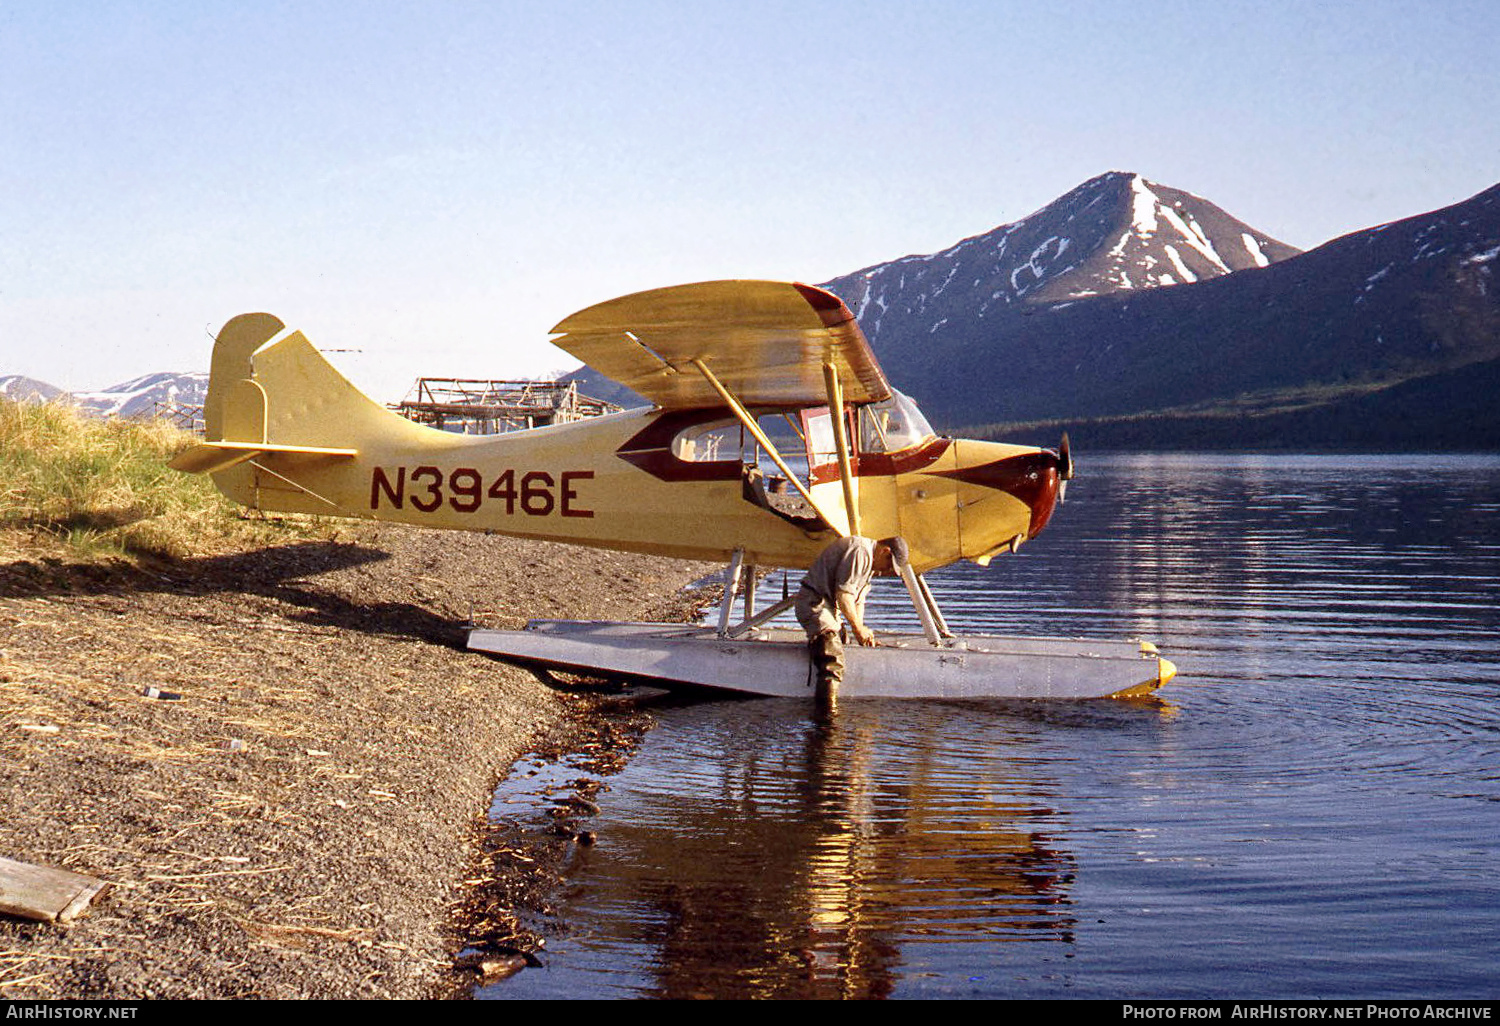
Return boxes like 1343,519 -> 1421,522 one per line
168,441 -> 358,475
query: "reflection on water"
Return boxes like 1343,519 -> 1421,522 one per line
485,454 -> 1500,999
583,703 -> 1092,1000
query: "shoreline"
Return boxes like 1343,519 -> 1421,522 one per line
448,693 -> 663,995
0,525 -> 709,999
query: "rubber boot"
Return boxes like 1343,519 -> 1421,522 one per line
811,630 -> 843,711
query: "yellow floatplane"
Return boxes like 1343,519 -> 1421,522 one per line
172,280 -> 1174,699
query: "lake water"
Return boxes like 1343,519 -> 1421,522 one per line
482,453 -> 1500,999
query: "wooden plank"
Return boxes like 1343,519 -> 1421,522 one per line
0,855 -> 110,924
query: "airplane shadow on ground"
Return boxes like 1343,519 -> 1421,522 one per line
0,541 -> 472,650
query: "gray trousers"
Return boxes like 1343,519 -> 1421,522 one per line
794,587 -> 844,689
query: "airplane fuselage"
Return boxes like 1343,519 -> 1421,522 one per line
177,303 -> 1064,575
214,401 -> 1058,573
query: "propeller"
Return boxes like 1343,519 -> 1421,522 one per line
1056,431 -> 1074,502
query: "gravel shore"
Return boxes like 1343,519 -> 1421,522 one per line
0,525 -> 708,999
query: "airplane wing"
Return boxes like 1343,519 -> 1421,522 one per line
550,280 -> 891,409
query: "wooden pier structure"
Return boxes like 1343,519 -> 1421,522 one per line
392,378 -> 620,435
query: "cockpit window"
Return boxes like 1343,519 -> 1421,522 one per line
859,391 -> 935,454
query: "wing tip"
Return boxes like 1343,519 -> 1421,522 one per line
791,283 -> 855,328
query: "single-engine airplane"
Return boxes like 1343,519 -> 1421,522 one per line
171,280 -> 1172,698
172,279 -> 1069,576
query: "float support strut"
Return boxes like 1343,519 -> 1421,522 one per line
716,548 -> 746,637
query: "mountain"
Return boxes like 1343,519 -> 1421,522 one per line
561,171 -> 1306,413
0,372 -> 209,422
557,364 -> 648,410
823,171 -> 1300,350
69,372 -> 208,419
0,375 -> 67,403
820,176 -> 1500,449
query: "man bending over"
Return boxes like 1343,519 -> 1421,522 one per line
794,535 -> 909,705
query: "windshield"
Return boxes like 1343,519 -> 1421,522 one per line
859,391 -> 935,454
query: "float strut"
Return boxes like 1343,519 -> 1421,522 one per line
917,573 -> 952,638
717,548 -> 745,637
898,563 -> 953,645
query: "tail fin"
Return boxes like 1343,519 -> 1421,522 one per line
170,314 -> 433,512
170,314 -> 361,475
204,312 -> 285,442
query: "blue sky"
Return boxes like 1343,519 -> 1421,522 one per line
3,0 -> 1496,400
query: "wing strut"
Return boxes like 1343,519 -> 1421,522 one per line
689,358 -> 847,537
822,362 -> 862,538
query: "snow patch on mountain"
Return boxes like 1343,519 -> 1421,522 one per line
1164,245 -> 1197,283
1242,233 -> 1271,267
1129,175 -> 1159,234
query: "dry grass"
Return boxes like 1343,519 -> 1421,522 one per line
0,399 -> 331,561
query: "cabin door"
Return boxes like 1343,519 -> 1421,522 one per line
798,407 -> 854,537
892,445 -> 962,573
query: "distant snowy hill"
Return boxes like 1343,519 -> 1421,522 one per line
822,171 -> 1301,351
565,171 -> 1305,416
69,371 -> 208,419
0,371 -> 208,421
566,170 -> 1499,449
0,375 -> 68,403
824,176 -> 1500,448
